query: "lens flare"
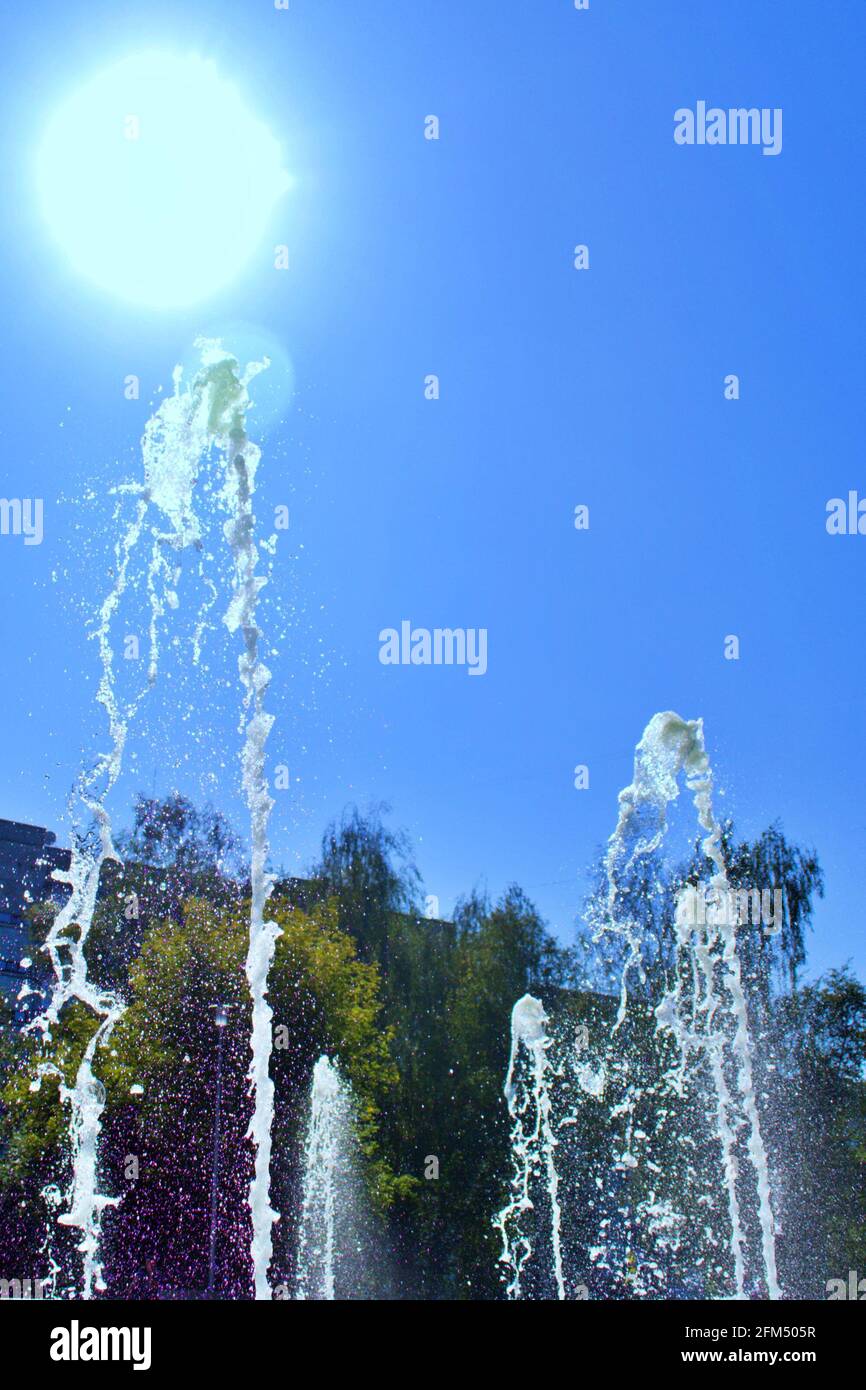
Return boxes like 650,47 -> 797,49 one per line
36,51 -> 290,309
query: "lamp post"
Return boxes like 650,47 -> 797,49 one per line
207,1004 -> 228,1298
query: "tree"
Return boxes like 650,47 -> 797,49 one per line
726,822 -> 824,997
571,821 -> 835,1298
39,794 -> 249,999
116,794 -> 244,879
311,804 -> 421,966
0,893 -> 404,1297
768,968 -> 866,1295
384,884 -> 577,1298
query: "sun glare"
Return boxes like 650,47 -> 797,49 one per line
36,51 -> 290,309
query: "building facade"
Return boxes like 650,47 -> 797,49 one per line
0,819 -> 69,1020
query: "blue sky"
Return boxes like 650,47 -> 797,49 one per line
0,1 -> 864,983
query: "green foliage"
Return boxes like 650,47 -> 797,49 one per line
769,967 -> 866,1289
116,793 -> 243,879
1,895 -> 405,1210
372,885 -> 578,1297
726,822 -> 824,995
0,1002 -> 94,1184
312,803 -> 421,965
0,797 -> 861,1300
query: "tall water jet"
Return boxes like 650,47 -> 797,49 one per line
29,340 -> 281,1297
296,1056 -> 355,1301
493,995 -> 565,1300
597,711 -> 780,1299
219,368 -> 281,1302
26,481 -> 156,1293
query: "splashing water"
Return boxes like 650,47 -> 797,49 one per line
296,1056 -> 354,1301
29,340 -> 281,1297
598,711 -> 780,1299
494,714 -> 781,1300
493,995 -> 565,1300
219,371 -> 282,1302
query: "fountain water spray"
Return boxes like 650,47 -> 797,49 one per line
493,994 -> 565,1300
29,340 -> 281,1297
220,380 -> 281,1302
296,1056 -> 354,1301
597,711 -> 779,1299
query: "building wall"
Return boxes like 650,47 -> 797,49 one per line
0,819 -> 69,1018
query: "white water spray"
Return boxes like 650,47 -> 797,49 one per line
30,340 -> 281,1297
599,711 -> 779,1299
493,994 -> 565,1300
296,1056 -> 354,1301
221,410 -> 282,1300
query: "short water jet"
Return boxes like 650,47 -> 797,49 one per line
493,994 -> 565,1300
296,1056 -> 355,1301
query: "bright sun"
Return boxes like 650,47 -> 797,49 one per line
36,52 -> 290,310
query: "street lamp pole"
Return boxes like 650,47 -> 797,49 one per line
207,1005 -> 228,1298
